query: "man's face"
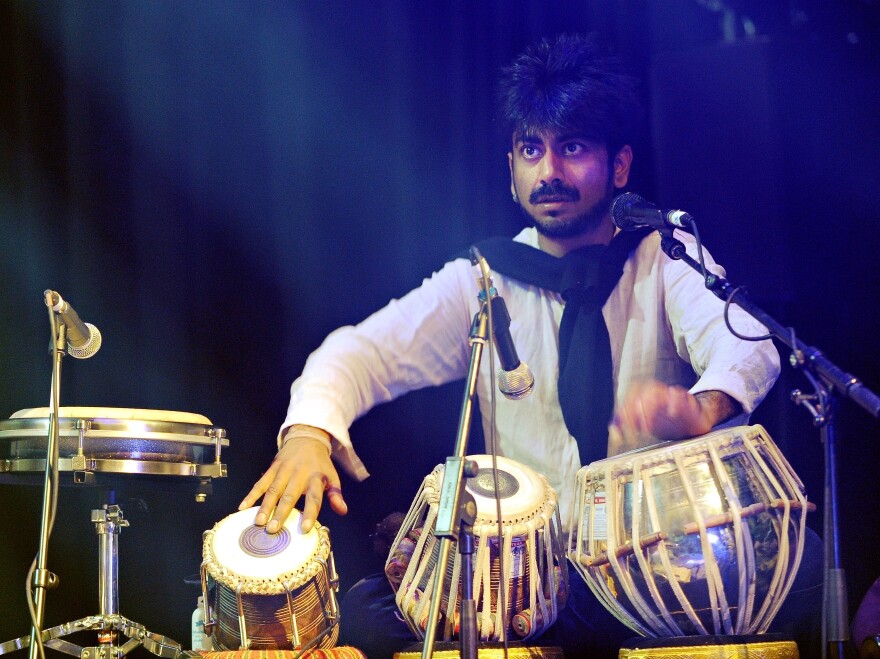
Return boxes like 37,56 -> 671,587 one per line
508,131 -> 631,239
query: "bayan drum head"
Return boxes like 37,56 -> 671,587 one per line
584,425 -> 803,490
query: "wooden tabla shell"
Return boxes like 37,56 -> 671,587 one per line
202,507 -> 339,651
386,455 -> 567,643
567,425 -> 810,637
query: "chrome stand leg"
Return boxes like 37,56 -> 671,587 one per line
0,503 -> 184,659
94,505 -> 127,618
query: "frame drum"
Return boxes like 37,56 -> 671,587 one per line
0,407 -> 227,478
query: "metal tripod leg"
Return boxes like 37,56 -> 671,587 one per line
0,504 -> 183,659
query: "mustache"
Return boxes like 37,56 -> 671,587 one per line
529,181 -> 580,204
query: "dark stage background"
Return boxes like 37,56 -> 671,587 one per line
1,0 -> 879,653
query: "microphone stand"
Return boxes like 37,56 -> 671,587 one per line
659,229 -> 880,659
420,305 -> 488,659
27,305 -> 67,659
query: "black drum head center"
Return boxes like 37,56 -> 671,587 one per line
240,524 -> 291,558
467,467 -> 519,499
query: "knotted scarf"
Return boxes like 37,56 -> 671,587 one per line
470,228 -> 651,465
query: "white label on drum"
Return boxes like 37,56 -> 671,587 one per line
583,494 -> 607,542
510,537 -> 526,578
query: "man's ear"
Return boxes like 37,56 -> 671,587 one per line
612,145 -> 633,188
508,151 -> 518,203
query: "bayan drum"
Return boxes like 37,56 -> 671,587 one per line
386,455 -> 566,642
201,507 -> 339,652
567,425 -> 811,637
0,407 -> 227,479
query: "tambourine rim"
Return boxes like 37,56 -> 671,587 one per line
0,457 -> 227,477
0,418 -> 227,446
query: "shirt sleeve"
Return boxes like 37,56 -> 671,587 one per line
662,230 -> 781,416
278,258 -> 477,480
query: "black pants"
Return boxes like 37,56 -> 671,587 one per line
339,529 -> 823,659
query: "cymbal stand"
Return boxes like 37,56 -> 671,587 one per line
659,228 -> 880,659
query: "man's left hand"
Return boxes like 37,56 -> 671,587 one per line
608,380 -> 740,456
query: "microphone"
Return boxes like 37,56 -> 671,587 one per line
45,290 -> 102,359
470,250 -> 535,400
488,294 -> 535,400
611,192 -> 694,232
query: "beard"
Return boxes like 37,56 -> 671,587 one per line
520,178 -> 616,239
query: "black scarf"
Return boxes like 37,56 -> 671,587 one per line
468,229 -> 651,465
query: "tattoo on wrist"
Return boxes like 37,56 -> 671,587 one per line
694,391 -> 742,426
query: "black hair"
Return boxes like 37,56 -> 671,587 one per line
496,33 -> 641,157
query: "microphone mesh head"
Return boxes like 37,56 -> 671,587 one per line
610,191 -> 643,229
497,362 -> 534,400
68,323 -> 102,359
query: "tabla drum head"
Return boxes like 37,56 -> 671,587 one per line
464,454 -> 548,527
205,507 -> 321,593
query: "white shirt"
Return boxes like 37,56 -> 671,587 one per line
281,227 -> 780,523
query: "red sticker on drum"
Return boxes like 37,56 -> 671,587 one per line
581,494 -> 607,542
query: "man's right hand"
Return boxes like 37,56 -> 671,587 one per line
238,425 -> 348,533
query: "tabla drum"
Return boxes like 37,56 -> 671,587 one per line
386,455 -> 567,642
567,425 -> 811,637
0,407 -> 227,478
201,507 -> 340,652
